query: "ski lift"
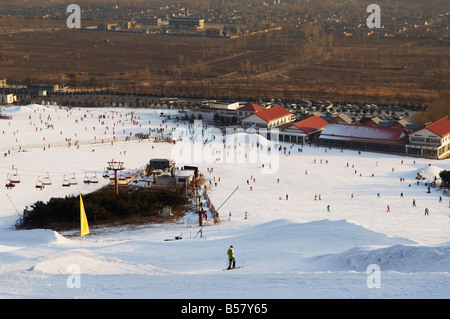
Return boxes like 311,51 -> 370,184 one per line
62,175 -> 70,187
5,174 -> 15,189
10,169 -> 20,184
69,173 -> 77,186
35,176 -> 43,189
42,172 -> 52,186
83,173 -> 90,184
89,173 -> 99,184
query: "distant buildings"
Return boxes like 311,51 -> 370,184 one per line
169,17 -> 204,30
0,93 -> 16,104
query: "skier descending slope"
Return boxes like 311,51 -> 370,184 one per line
227,245 -> 236,270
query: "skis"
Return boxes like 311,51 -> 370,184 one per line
223,266 -> 243,271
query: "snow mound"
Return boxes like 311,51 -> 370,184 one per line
0,229 -> 71,247
308,245 -> 450,273
29,250 -> 173,275
230,219 -> 414,257
226,132 -> 273,146
2,104 -> 43,114
417,165 -> 444,182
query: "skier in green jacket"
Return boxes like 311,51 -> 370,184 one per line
227,245 -> 236,269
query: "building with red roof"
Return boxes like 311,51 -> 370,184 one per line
241,105 -> 292,129
281,115 -> 328,144
236,103 -> 266,119
406,117 -> 450,159
318,123 -> 407,154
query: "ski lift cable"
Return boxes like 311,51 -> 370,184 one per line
194,185 -> 239,239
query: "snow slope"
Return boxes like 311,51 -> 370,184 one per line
0,104 -> 449,299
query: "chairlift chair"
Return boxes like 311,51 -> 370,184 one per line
5,174 -> 15,189
42,173 -> 52,186
10,169 -> 20,184
62,175 -> 70,187
35,176 -> 43,189
89,173 -> 99,184
69,173 -> 77,185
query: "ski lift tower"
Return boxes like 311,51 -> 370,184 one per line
107,160 -> 124,196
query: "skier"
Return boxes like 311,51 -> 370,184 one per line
386,205 -> 390,212
425,207 -> 429,216
227,245 -> 236,269
327,205 -> 330,212
413,199 -> 416,207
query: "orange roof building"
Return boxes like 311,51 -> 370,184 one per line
236,103 -> 266,118
406,117 -> 450,159
241,105 -> 292,129
281,115 -> 328,144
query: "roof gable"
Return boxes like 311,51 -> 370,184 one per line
424,118 -> 450,137
251,105 -> 291,122
284,115 -> 328,134
237,103 -> 266,112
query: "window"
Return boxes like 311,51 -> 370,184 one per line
410,137 -> 425,143
426,138 -> 441,145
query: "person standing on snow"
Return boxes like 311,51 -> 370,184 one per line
227,245 -> 236,269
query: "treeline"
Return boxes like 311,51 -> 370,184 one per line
414,91 -> 450,125
17,186 -> 189,231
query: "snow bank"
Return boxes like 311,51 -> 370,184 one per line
307,244 -> 450,273
417,165 -> 445,182
29,250 -> 173,275
2,104 -> 44,114
227,132 -> 273,147
0,229 -> 70,247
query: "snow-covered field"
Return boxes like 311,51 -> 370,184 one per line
0,104 -> 449,299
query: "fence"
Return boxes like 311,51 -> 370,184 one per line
2,135 -> 144,154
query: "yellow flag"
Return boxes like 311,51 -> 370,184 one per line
79,193 -> 90,237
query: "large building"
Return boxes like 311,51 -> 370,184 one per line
241,105 -> 292,129
406,117 -> 450,160
281,115 -> 328,144
0,93 -> 16,104
169,17 -> 204,30
236,103 -> 266,118
318,123 -> 407,154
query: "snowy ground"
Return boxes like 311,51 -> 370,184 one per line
0,104 -> 449,299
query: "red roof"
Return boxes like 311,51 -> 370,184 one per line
284,115 -> 328,134
237,103 -> 266,112
243,105 -> 291,122
424,118 -> 450,137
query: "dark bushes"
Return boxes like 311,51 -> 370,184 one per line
17,186 -> 189,231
